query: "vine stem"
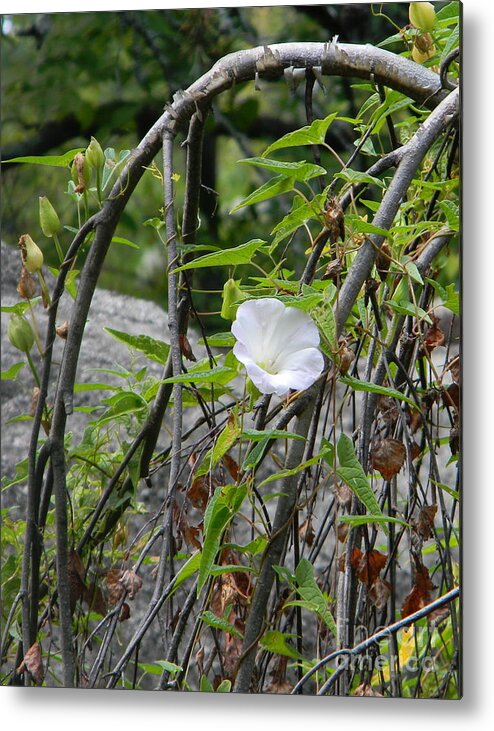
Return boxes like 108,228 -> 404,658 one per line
233,392 -> 316,693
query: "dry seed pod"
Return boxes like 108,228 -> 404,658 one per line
376,241 -> 392,281
322,258 -> 344,280
56,320 -> 69,339
17,266 -> 37,299
324,196 -> 345,244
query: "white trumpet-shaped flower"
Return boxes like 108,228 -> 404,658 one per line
231,298 -> 324,397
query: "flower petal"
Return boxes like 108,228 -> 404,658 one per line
232,298 -> 285,362
274,347 -> 325,392
231,297 -> 324,396
269,305 -> 320,364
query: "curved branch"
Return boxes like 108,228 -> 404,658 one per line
335,87 -> 459,337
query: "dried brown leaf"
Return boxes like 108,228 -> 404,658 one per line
414,504 -> 437,541
223,453 -> 240,482
443,383 -> 460,412
401,560 -> 434,619
68,549 -> 86,613
420,315 -> 445,355
299,516 -> 315,547
187,475 -> 209,512
17,642 -> 44,686
370,438 -> 406,481
368,576 -> 391,610
104,568 -> 125,607
120,569 -> 143,599
377,395 -> 400,427
119,603 -> 131,622
334,481 -> 352,508
445,355 -> 460,385
354,682 -> 384,697
179,333 -> 197,362
351,548 -> 387,586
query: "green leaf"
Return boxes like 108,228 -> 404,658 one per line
238,157 -> 326,182
1,362 -> 25,381
311,293 -> 337,354
269,191 -> 326,251
346,215 -> 390,238
257,448 -> 327,488
169,551 -> 201,598
199,501 -> 231,594
275,293 -> 323,311
104,327 -> 170,365
230,175 -> 295,214
98,391 -> 147,425
384,299 -> 432,324
443,283 -> 460,316
4,147 -> 84,167
160,365 -> 236,386
127,442 -> 144,489
339,514 -> 410,528
336,434 -> 388,534
154,660 -> 183,676
438,200 -> 459,231
111,236 -> 141,249
73,382 -> 118,393
195,412 -> 241,477
261,113 -> 338,157
225,535 -> 268,556
198,332 -> 235,348
241,437 -> 270,471
259,630 -> 303,660
1,299 -> 41,315
198,484 -> 247,595
200,675 -> 215,693
201,611 -> 243,638
241,429 -> 304,442
174,239 -> 266,272
216,679 -> 232,693
335,168 -> 386,188
294,559 -> 337,637
340,374 -> 417,408
404,261 -> 424,285
440,23 -> 460,63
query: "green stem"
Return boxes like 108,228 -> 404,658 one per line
53,233 -> 64,263
37,270 -> 52,307
26,350 -> 41,388
27,300 -> 44,356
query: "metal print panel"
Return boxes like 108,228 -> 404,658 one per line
1,1 -> 461,697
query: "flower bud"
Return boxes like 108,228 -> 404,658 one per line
71,152 -> 92,193
39,196 -> 61,237
17,266 -> 37,299
412,37 -> 436,63
409,2 -> 436,32
414,31 -> 434,53
8,313 -> 35,353
221,278 -> 246,320
85,136 -> 105,171
18,234 -> 44,273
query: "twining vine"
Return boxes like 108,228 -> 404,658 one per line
2,10 -> 460,697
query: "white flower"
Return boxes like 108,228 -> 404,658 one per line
231,298 -> 324,397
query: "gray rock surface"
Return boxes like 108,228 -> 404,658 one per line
1,240 -> 180,482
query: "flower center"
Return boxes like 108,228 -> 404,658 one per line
258,356 -> 278,375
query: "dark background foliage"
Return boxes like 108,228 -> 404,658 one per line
1,5 -> 409,308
